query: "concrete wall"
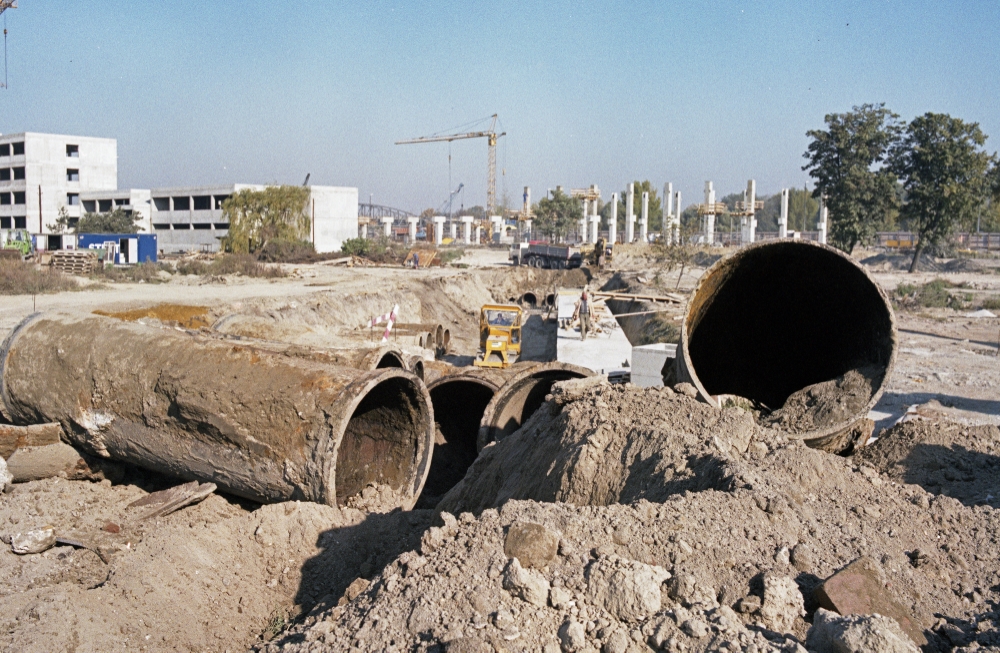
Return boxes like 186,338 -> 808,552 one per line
310,185 -> 358,253
0,132 -> 117,232
79,188 -> 153,233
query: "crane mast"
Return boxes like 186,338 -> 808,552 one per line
396,114 -> 506,216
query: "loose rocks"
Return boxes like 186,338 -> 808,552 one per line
0,456 -> 11,493
586,555 -> 670,622
11,526 -> 56,554
504,521 -> 559,569
760,573 -> 804,633
807,608 -> 919,653
502,557 -> 550,606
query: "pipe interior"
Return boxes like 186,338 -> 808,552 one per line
376,352 -> 404,369
545,294 -> 555,306
411,360 -> 425,380
522,292 -> 537,307
687,242 -> 894,410
336,376 -> 426,504
485,369 -> 586,444
422,379 -> 496,499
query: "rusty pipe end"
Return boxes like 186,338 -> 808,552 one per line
477,361 -> 594,450
677,240 -> 897,441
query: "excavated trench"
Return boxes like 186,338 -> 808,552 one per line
678,240 -> 896,441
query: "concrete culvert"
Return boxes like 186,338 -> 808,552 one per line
677,240 -> 896,445
374,351 -> 405,369
0,313 -> 434,509
478,362 -> 594,450
435,325 -> 444,348
545,293 -> 555,306
442,329 -> 450,353
521,292 -> 537,307
421,370 -> 506,503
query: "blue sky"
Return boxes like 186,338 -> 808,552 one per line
2,1 -> 998,213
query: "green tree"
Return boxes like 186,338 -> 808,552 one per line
533,188 -> 578,241
46,206 -> 72,234
803,103 -> 902,252
75,208 -> 142,234
222,185 -> 312,254
787,187 -> 819,232
890,112 -> 994,272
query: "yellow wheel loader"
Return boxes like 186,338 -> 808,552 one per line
473,304 -> 522,369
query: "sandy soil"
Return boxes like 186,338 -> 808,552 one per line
1,245 -> 999,652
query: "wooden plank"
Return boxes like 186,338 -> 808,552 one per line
0,423 -> 63,459
592,291 -> 685,304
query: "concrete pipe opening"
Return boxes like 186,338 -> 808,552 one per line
442,329 -> 451,352
335,375 -> 433,508
521,292 -> 537,307
421,375 -> 500,502
435,325 -> 444,348
545,293 -> 555,306
478,362 -> 593,449
409,359 -> 425,380
375,351 -> 405,369
678,240 -> 896,443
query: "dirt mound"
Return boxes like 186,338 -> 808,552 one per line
856,419 -> 1000,509
860,252 -> 943,272
483,267 -> 591,306
761,365 -> 882,434
0,474 -> 432,652
268,431 -> 1000,652
438,380 -> 764,514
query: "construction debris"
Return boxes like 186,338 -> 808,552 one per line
4,442 -> 94,482
10,526 -> 56,555
127,480 -> 217,520
0,422 -> 62,458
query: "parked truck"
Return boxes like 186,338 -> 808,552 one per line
509,242 -> 582,269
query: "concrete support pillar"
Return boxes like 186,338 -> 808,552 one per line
626,183 -> 635,243
580,199 -> 589,243
663,183 -> 673,244
740,179 -> 757,245
524,219 -> 532,240
779,189 -> 789,239
674,191 -> 682,244
475,226 -> 482,244
704,181 -> 716,245
433,216 -> 446,246
490,215 -> 503,235
381,217 -> 393,238
639,191 -> 649,243
449,222 -> 457,241
460,216 -> 473,244
407,217 -> 419,242
609,192 -> 618,244
589,215 -> 600,244
818,196 -> 828,245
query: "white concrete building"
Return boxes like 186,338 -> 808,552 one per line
0,132 -> 118,232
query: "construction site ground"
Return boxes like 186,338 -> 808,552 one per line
1,245 -> 999,653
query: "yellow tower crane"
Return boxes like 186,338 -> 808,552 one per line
396,114 -> 506,216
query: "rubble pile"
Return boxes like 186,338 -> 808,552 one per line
267,383 -> 1000,652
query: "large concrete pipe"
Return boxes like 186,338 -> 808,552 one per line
677,240 -> 896,445
420,367 -> 509,502
477,362 -> 594,450
0,313 -> 434,509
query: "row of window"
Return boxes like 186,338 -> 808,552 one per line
153,195 -> 229,211
0,191 -> 26,205
0,216 -> 28,229
0,167 -> 26,182
0,143 -> 78,157
152,223 -> 229,230
82,198 -> 129,213
0,143 -> 25,157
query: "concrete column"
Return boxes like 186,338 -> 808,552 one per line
523,219 -> 532,241
818,196 -> 828,245
460,216 -> 473,244
490,215 -> 503,235
407,216 -> 419,242
704,181 -> 716,245
589,215 -> 600,244
381,217 -> 393,238
664,183 -> 673,244
742,179 -> 757,245
609,192 -> 618,244
640,191 -> 649,243
626,183 -> 635,243
674,191 -> 682,244
449,222 -> 457,241
779,189 -> 789,239
433,216 -> 446,246
581,199 -> 589,242
475,226 -> 482,244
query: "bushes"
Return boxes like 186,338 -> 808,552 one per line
0,260 -> 78,295
174,254 -> 286,278
90,261 -> 171,283
894,278 -> 972,309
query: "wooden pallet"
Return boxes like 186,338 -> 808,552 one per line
51,250 -> 98,274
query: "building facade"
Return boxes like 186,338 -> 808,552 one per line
1,132 -> 359,253
0,132 -> 118,231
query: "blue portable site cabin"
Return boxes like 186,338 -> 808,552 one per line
77,233 -> 158,265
